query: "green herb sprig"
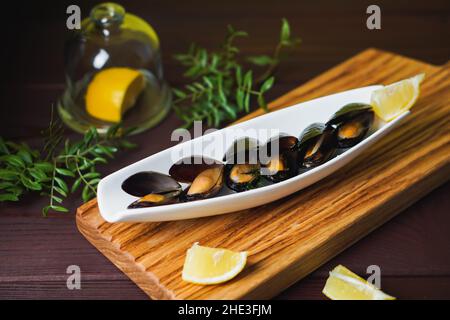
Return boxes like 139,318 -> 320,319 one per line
0,112 -> 135,215
172,18 -> 300,128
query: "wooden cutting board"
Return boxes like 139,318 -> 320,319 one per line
76,48 -> 450,300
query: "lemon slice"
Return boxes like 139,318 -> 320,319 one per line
85,67 -> 145,123
370,73 -> 424,122
322,265 -> 396,300
182,243 -> 247,285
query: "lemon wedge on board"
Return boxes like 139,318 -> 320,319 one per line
322,265 -> 396,300
85,67 -> 145,123
181,243 -> 247,285
370,73 -> 424,122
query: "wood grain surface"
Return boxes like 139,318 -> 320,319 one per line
1,0 -> 449,300
76,48 -> 450,299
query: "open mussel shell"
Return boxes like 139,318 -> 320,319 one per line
122,171 -> 182,197
262,153 -> 298,183
326,103 -> 374,148
261,134 -> 299,157
298,123 -> 337,168
122,171 -> 182,209
183,165 -> 224,201
260,135 -> 299,183
128,190 -> 181,209
298,123 -> 326,146
223,137 -> 260,164
327,103 -> 373,125
223,137 -> 262,192
169,156 -> 225,201
225,163 -> 261,192
169,156 -> 223,183
335,112 -> 374,148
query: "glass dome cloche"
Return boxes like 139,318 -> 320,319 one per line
59,2 -> 171,135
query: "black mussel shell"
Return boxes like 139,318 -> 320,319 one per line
225,163 -> 261,192
298,124 -> 337,168
298,123 -> 327,148
334,112 -> 374,148
262,153 -> 299,183
260,135 -> 299,183
326,103 -> 373,126
122,171 -> 181,197
183,165 -> 224,201
223,137 -> 259,164
260,134 -> 299,158
128,190 -> 181,209
169,156 -> 223,183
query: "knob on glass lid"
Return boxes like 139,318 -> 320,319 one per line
59,2 -> 171,135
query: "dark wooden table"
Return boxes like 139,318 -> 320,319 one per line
1,0 -> 449,299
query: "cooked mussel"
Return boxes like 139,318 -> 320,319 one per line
122,171 -> 182,208
326,103 -> 374,148
128,190 -> 181,208
260,135 -> 299,182
298,123 -> 337,168
184,165 -> 224,201
169,156 -> 223,183
223,137 -> 259,164
223,137 -> 261,192
169,156 -> 225,201
225,163 -> 261,192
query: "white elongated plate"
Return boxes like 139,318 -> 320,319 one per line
98,85 -> 408,222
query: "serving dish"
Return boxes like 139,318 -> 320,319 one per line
97,85 -> 408,222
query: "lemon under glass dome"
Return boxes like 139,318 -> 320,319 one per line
58,2 -> 171,134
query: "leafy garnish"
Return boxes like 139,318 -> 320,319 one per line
0,110 -> 135,215
173,18 -> 300,128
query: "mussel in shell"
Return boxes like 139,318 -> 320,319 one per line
128,190 -> 181,208
260,135 -> 299,183
223,137 -> 259,164
169,156 -> 223,183
122,171 -> 182,208
298,123 -> 337,168
225,163 -> 261,192
169,156 -> 225,201
223,137 -> 261,192
326,103 -> 374,148
183,165 -> 224,201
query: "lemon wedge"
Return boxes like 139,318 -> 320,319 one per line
182,243 -> 247,285
322,265 -> 396,300
85,67 -> 145,123
370,73 -> 424,122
